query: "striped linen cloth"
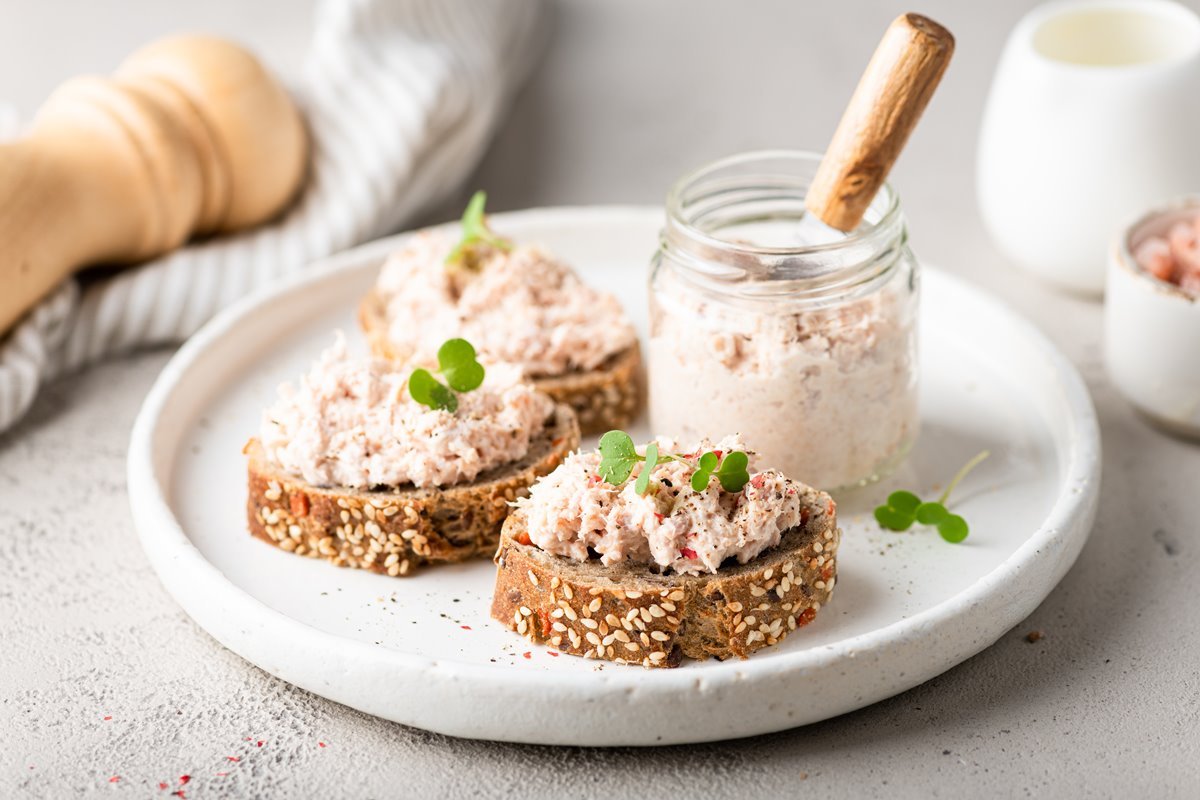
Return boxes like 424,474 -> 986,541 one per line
0,0 -> 546,434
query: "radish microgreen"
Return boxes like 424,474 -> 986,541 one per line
874,450 -> 989,543
597,430 -> 751,495
408,338 -> 486,412
691,450 -> 750,492
445,190 -> 511,270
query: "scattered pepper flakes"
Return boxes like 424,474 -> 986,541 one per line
680,547 -> 698,559
216,772 -> 228,777
256,740 -> 265,747
226,756 -> 240,762
109,776 -> 120,783
522,651 -> 532,659
103,715 -> 112,721
159,783 -> 168,790
171,792 -> 186,799
547,651 -> 559,657
318,741 -> 326,748
460,625 -> 472,630
1026,630 -> 1044,643
179,775 -> 191,785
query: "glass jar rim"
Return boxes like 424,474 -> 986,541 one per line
664,148 -> 902,259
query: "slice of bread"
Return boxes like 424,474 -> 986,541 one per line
358,288 -> 642,435
246,405 -> 579,576
490,486 -> 840,668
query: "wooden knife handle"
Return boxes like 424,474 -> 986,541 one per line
806,13 -> 954,232
0,35 -> 308,334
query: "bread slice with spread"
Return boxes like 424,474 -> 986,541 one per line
358,192 -> 641,435
490,433 -> 840,667
247,335 -> 579,576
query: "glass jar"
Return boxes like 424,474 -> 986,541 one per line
648,150 -> 919,491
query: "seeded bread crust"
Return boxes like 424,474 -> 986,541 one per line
490,487 -> 841,668
246,405 -> 579,577
358,287 -> 642,435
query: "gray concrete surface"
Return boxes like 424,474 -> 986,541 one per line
2,1 -> 1198,797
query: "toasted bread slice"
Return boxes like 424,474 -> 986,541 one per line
358,288 -> 642,435
246,405 -> 579,576
490,486 -> 840,668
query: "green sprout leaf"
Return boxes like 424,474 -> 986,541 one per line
938,515 -> 969,543
408,337 -> 486,412
598,430 -> 641,485
444,190 -> 512,269
873,451 -> 990,544
715,450 -> 750,492
915,502 -> 949,525
408,368 -> 457,412
595,434 -> 755,496
888,491 -> 921,514
690,451 -> 717,491
635,442 -> 659,496
874,505 -> 913,531
437,338 -> 485,392
874,490 -> 920,531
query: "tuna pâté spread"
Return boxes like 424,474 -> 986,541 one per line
519,436 -> 808,576
374,231 -> 637,377
260,335 -> 554,489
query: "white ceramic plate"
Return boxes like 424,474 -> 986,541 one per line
128,206 -> 1100,746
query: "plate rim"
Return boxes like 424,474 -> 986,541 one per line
128,205 -> 1100,729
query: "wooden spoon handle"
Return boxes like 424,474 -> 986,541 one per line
806,13 -> 955,232
0,35 -> 308,335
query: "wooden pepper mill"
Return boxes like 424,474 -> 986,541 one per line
0,35 -> 309,334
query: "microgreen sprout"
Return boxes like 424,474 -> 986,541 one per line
874,450 -> 990,543
408,338 -> 486,412
597,431 -> 751,496
690,450 -> 750,492
597,430 -> 641,485
445,190 -> 511,270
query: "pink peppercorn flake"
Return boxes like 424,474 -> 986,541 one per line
680,547 -> 698,559
109,776 -> 120,783
226,756 -> 240,762
547,651 -> 559,657
179,775 -> 191,785
103,715 -> 112,721
461,625 -> 472,630
159,783 -> 168,790
257,740 -> 264,747
318,741 -> 326,748
522,651 -> 532,659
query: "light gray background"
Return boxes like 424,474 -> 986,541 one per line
2,1 -> 1198,797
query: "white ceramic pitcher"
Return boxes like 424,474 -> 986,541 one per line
978,0 -> 1200,295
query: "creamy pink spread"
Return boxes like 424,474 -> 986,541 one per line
1134,213 -> 1200,295
374,231 -> 637,377
260,335 -> 554,489
519,436 -> 805,576
649,265 -> 917,490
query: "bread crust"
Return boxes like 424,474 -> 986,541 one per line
490,487 -> 841,668
358,288 -> 642,435
246,405 -> 579,576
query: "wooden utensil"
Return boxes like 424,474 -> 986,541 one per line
805,12 -> 955,233
0,35 -> 309,334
